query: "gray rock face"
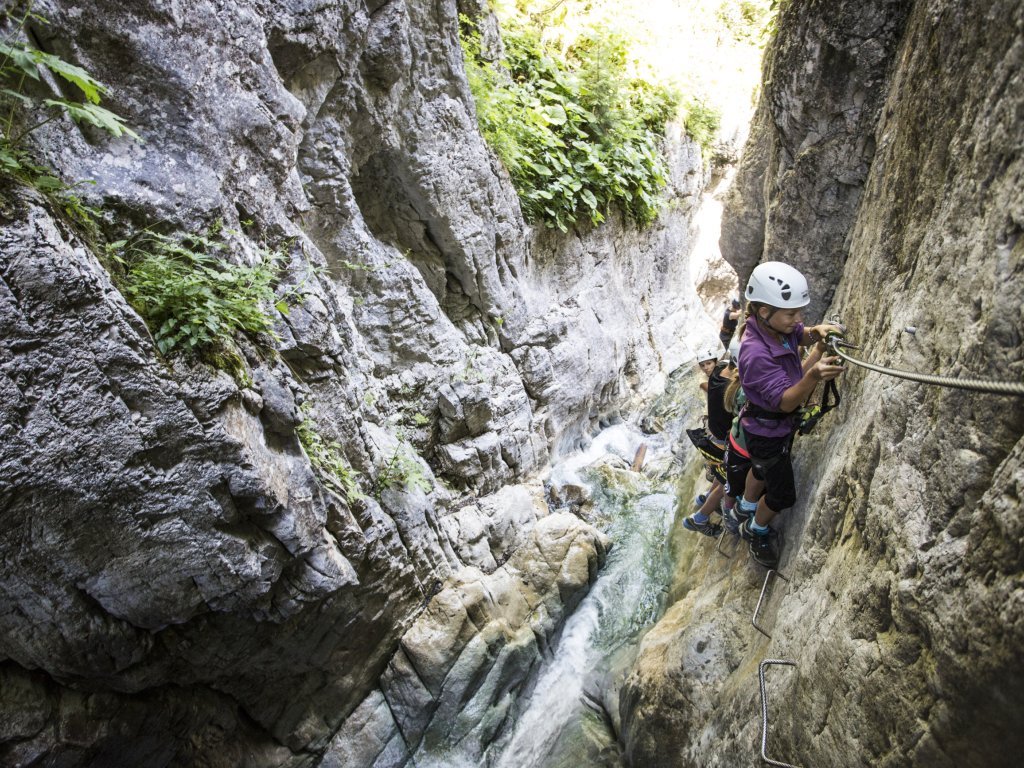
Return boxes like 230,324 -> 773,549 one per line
622,1 -> 1024,766
364,512 -> 611,765
0,0 -> 714,765
719,0 -> 912,316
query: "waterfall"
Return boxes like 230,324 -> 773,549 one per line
410,422 -> 687,768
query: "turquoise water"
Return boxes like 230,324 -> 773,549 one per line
486,426 -> 681,768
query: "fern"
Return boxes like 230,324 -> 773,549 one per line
460,17 -> 679,231
296,409 -> 363,503
374,442 -> 432,499
107,227 -> 294,367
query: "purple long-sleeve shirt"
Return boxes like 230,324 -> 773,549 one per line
737,316 -> 805,438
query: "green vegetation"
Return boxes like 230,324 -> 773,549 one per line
716,0 -> 773,42
460,17 -> 679,231
0,4 -> 137,186
106,226 -> 296,372
0,7 -> 301,381
682,99 -> 721,159
453,346 -> 485,383
296,407 -> 363,503
375,441 -> 432,498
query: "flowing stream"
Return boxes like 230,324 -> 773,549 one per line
409,423 -> 686,768
474,423 -> 685,768
488,425 -> 680,767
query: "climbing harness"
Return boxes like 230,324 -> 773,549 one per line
795,376 -> 840,435
824,334 -> 1024,397
759,660 -> 803,768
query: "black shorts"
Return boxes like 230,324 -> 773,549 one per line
724,442 -> 751,499
745,432 -> 796,512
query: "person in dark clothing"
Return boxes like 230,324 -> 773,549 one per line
719,298 -> 741,349
725,262 -> 844,567
683,346 -> 738,537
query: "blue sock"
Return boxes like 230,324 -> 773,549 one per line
739,498 -> 758,515
750,519 -> 770,534
693,511 -> 710,523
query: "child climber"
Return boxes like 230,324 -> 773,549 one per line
727,261 -> 844,568
683,346 -> 737,537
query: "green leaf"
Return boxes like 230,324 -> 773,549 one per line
46,99 -> 141,140
0,42 -> 41,80
0,87 -> 33,106
542,104 -> 567,125
35,51 -> 107,103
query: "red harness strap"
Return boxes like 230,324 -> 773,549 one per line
728,431 -> 750,459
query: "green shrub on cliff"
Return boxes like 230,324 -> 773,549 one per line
297,407 -> 363,503
374,439 -> 432,499
0,5 -> 138,183
107,226 -> 296,372
460,18 -> 678,231
682,98 -> 721,159
0,4 -> 140,245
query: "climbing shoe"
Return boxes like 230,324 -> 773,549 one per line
738,518 -> 778,568
693,492 -> 707,509
724,506 -> 749,536
683,515 -> 722,538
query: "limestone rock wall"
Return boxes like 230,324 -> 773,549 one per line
0,0 -> 713,765
720,0 -> 912,317
622,1 -> 1024,766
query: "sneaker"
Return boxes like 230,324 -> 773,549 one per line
738,519 -> 778,568
693,492 -> 707,509
724,505 -> 750,536
683,514 -> 722,538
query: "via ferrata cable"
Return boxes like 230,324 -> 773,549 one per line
825,336 -> 1024,397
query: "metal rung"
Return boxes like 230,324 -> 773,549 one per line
759,659 -> 802,768
752,569 -> 789,639
717,530 -> 739,558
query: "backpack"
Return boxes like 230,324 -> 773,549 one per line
686,424 -> 725,465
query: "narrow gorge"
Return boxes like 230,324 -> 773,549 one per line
1,0 -> 1021,767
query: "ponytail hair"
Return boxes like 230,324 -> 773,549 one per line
745,300 -> 776,335
723,372 -> 742,414
739,301 -> 759,340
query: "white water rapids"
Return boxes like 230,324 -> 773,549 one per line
414,423 -> 686,768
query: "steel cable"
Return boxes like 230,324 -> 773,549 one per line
827,340 -> 1024,397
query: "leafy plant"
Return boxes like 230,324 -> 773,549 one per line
0,4 -> 138,182
683,98 -> 722,160
374,441 -> 432,499
106,225 -> 296,368
460,17 -> 679,231
0,3 -> 139,248
716,0 -> 773,43
453,346 -> 485,383
296,408 -> 363,503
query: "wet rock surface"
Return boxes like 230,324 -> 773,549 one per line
623,1 -> 1024,767
0,0 -> 713,765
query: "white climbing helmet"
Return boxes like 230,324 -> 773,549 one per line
744,261 -> 810,309
728,338 -> 741,364
696,346 -> 719,364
